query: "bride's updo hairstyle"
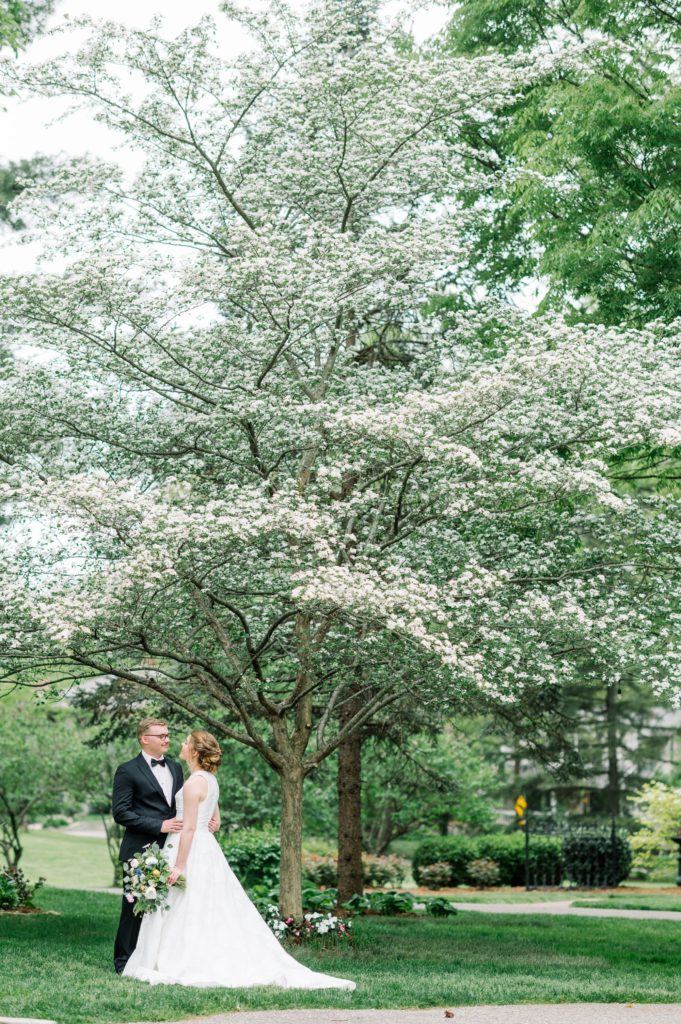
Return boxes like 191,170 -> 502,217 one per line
189,730 -> 222,773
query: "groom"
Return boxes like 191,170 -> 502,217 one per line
112,717 -> 184,974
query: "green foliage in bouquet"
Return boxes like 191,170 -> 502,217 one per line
123,842 -> 185,916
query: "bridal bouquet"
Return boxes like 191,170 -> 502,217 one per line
123,842 -> 185,916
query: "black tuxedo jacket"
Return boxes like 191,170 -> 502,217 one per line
112,753 -> 184,863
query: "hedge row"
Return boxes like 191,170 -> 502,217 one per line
413,830 -> 633,888
412,833 -> 563,887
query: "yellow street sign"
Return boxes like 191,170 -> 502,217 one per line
514,795 -> 527,817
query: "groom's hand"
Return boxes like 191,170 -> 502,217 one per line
208,814 -> 219,834
161,817 -> 183,833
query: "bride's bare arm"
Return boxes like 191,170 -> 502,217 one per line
168,775 -> 207,884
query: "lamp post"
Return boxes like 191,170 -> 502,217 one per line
671,833 -> 681,887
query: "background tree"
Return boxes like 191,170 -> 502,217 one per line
444,0 -> 681,326
362,726 -> 499,853
0,699 -> 83,870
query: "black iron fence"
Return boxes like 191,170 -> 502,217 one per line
523,818 -> 633,890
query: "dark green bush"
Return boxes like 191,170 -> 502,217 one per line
563,829 -> 632,887
476,833 -> 563,886
412,836 -> 475,885
217,828 -> 280,888
413,833 -> 563,887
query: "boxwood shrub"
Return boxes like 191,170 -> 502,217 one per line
413,833 -> 564,887
412,836 -> 475,885
217,828 -> 281,888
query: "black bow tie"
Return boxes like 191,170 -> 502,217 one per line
151,757 -> 167,768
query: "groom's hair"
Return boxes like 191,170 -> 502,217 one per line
137,717 -> 168,741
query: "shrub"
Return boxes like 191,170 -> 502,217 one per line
478,833 -> 563,886
302,852 -> 337,887
467,857 -> 500,887
302,851 -> 410,888
217,828 -> 280,888
412,836 -> 476,885
362,853 -> 410,887
413,833 -> 563,887
563,829 -> 632,887
0,867 -> 44,910
418,861 -> 452,889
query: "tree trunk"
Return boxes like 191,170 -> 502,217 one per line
0,795 -> 23,870
278,763 -> 305,919
373,803 -> 394,855
605,681 -> 621,817
337,704 -> 364,903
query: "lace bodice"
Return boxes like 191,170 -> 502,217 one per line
175,770 -> 219,831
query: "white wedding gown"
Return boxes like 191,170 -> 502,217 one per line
122,771 -> 355,990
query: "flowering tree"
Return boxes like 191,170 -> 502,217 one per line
630,781 -> 681,877
1,1 -> 680,916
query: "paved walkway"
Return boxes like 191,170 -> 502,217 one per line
129,1005 -> 681,1024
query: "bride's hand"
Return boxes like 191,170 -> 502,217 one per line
168,867 -> 184,885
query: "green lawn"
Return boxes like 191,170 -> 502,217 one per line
2,889 -> 681,1024
19,830 -> 114,889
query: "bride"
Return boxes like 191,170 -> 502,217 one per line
122,730 -> 356,990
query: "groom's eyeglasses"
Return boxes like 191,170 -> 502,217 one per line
144,732 -> 170,739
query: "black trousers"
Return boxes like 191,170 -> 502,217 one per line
114,892 -> 142,972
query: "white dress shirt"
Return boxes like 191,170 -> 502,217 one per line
142,750 -> 173,806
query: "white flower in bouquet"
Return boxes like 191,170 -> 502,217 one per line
145,857 -> 158,867
129,859 -> 139,869
144,886 -> 157,899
